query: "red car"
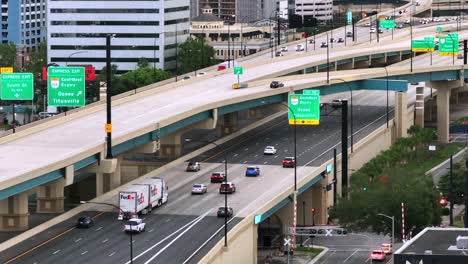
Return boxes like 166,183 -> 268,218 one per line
370,250 -> 386,261
282,157 -> 296,168
210,172 -> 226,183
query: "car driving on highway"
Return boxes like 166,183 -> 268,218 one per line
270,80 -> 284,88
219,182 -> 236,194
76,216 -> 94,228
264,146 -> 277,155
281,46 -> 288,52
275,51 -> 283,57
211,172 -> 226,183
381,243 -> 392,254
217,207 -> 233,217
282,157 -> 296,168
232,83 -> 248,89
186,162 -> 201,172
320,42 -> 328,48
295,44 -> 304,51
124,218 -> 146,233
245,166 -> 260,177
191,184 -> 207,194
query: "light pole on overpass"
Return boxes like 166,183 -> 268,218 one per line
66,51 -> 88,66
105,34 -> 113,159
330,78 -> 354,153
377,213 -> 395,252
382,67 -> 390,128
80,201 -> 133,264
185,139 -> 230,247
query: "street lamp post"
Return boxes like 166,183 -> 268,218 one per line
326,31 -> 330,84
80,201 -> 133,263
377,213 -> 395,251
105,34 -> 113,159
185,139 -> 229,247
66,51 -> 88,66
382,67 -> 390,128
330,78 -> 354,152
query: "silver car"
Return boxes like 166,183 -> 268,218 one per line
191,184 -> 207,194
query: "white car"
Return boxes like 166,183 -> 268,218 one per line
404,19 -> 410,24
124,218 -> 146,233
365,22 -> 371,27
264,146 -> 277,155
295,44 -> 304,51
370,27 -> 376,33
281,46 -> 288,52
191,184 -> 207,194
196,72 -> 207,77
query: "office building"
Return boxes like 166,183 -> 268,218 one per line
1,0 -> 47,50
47,0 -> 190,73
295,0 -> 333,22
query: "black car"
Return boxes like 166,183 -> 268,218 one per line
346,32 -> 353,37
320,42 -> 328,48
331,99 -> 344,109
270,80 -> 284,88
337,38 -> 344,43
76,216 -> 94,228
217,207 -> 234,217
309,39 -> 315,44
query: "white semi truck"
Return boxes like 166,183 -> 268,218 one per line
118,178 -> 168,220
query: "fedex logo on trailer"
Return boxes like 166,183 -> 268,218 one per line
137,193 -> 145,205
120,194 -> 134,200
150,185 -> 158,196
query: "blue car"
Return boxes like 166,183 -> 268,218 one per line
245,166 -> 260,176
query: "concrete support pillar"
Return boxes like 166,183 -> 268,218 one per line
395,92 -> 409,139
159,131 -> 183,157
218,112 -> 239,136
354,58 -> 370,68
96,172 -> 105,196
415,86 -> 425,128
386,54 -> 401,64
337,62 -> 353,70
36,178 -> 65,213
0,193 -> 28,231
247,107 -> 261,119
95,157 -> 122,196
297,184 -> 327,226
436,87 -> 451,143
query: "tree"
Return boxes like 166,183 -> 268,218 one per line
0,43 -> 17,69
120,67 -> 172,90
438,162 -> 467,204
94,65 -> 126,96
25,42 -> 47,75
178,37 -> 217,74
137,57 -> 149,68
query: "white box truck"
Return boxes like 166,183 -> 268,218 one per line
118,185 -> 147,220
118,178 -> 168,220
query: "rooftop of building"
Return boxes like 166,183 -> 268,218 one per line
395,227 -> 468,256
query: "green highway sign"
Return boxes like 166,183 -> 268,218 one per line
0,73 -> 34,100
437,26 -> 442,32
47,67 -> 86,107
347,11 -> 352,25
380,20 -> 395,29
233,66 -> 243,75
411,37 -> 435,52
439,33 -> 459,56
288,90 -> 320,125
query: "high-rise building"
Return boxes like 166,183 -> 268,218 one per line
1,0 -> 47,50
295,0 -> 333,22
198,0 -> 269,23
47,0 -> 190,73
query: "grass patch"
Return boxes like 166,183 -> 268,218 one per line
295,246 -> 323,259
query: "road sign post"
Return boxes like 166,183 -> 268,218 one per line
288,90 -> 320,125
47,67 -> 86,107
233,66 -> 243,85
1,73 -> 34,100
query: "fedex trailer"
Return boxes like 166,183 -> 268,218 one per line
118,185 -> 147,220
133,178 -> 168,212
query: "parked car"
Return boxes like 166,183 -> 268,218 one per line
219,182 -> 236,194
270,80 -> 284,88
232,82 -> 248,89
191,184 -> 207,194
370,250 -> 386,261
282,157 -> 296,168
245,166 -> 260,176
211,172 -> 226,183
217,207 -> 234,217
124,218 -> 146,233
275,51 -> 283,57
381,243 -> 393,254
296,44 -> 305,51
186,162 -> 201,172
264,146 -> 277,155
76,216 -> 94,228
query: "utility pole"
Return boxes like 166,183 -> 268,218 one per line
450,155 -> 454,225
277,12 -> 281,46
333,148 -> 337,205
105,34 -> 113,159
341,100 -> 349,199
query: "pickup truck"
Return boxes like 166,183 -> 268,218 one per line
124,218 -> 146,233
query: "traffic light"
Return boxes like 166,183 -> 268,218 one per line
311,207 -> 316,214
362,186 -> 368,191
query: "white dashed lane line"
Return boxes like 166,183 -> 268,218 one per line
149,229 -> 155,233
264,161 -> 268,164
53,250 -> 60,255
243,161 -> 247,163
96,227 -> 103,231
75,238 -> 82,243
102,238 -> 109,243
81,251 -> 88,256
109,252 -> 116,257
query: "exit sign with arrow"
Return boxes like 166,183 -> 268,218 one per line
0,73 -> 34,100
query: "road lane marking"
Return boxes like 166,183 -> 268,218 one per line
234,154 -> 238,157
75,238 -> 82,243
81,251 -> 88,256
264,161 -> 268,164
254,154 -> 258,157
143,211 -> 211,264
243,161 -> 247,163
102,238 -> 109,243
53,250 -> 60,255
148,229 -> 154,233
96,227 -> 103,231
126,212 -> 210,264
4,211 -> 105,264
386,256 -> 394,264
343,249 -> 359,263
165,218 -> 171,222
109,252 -> 116,257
